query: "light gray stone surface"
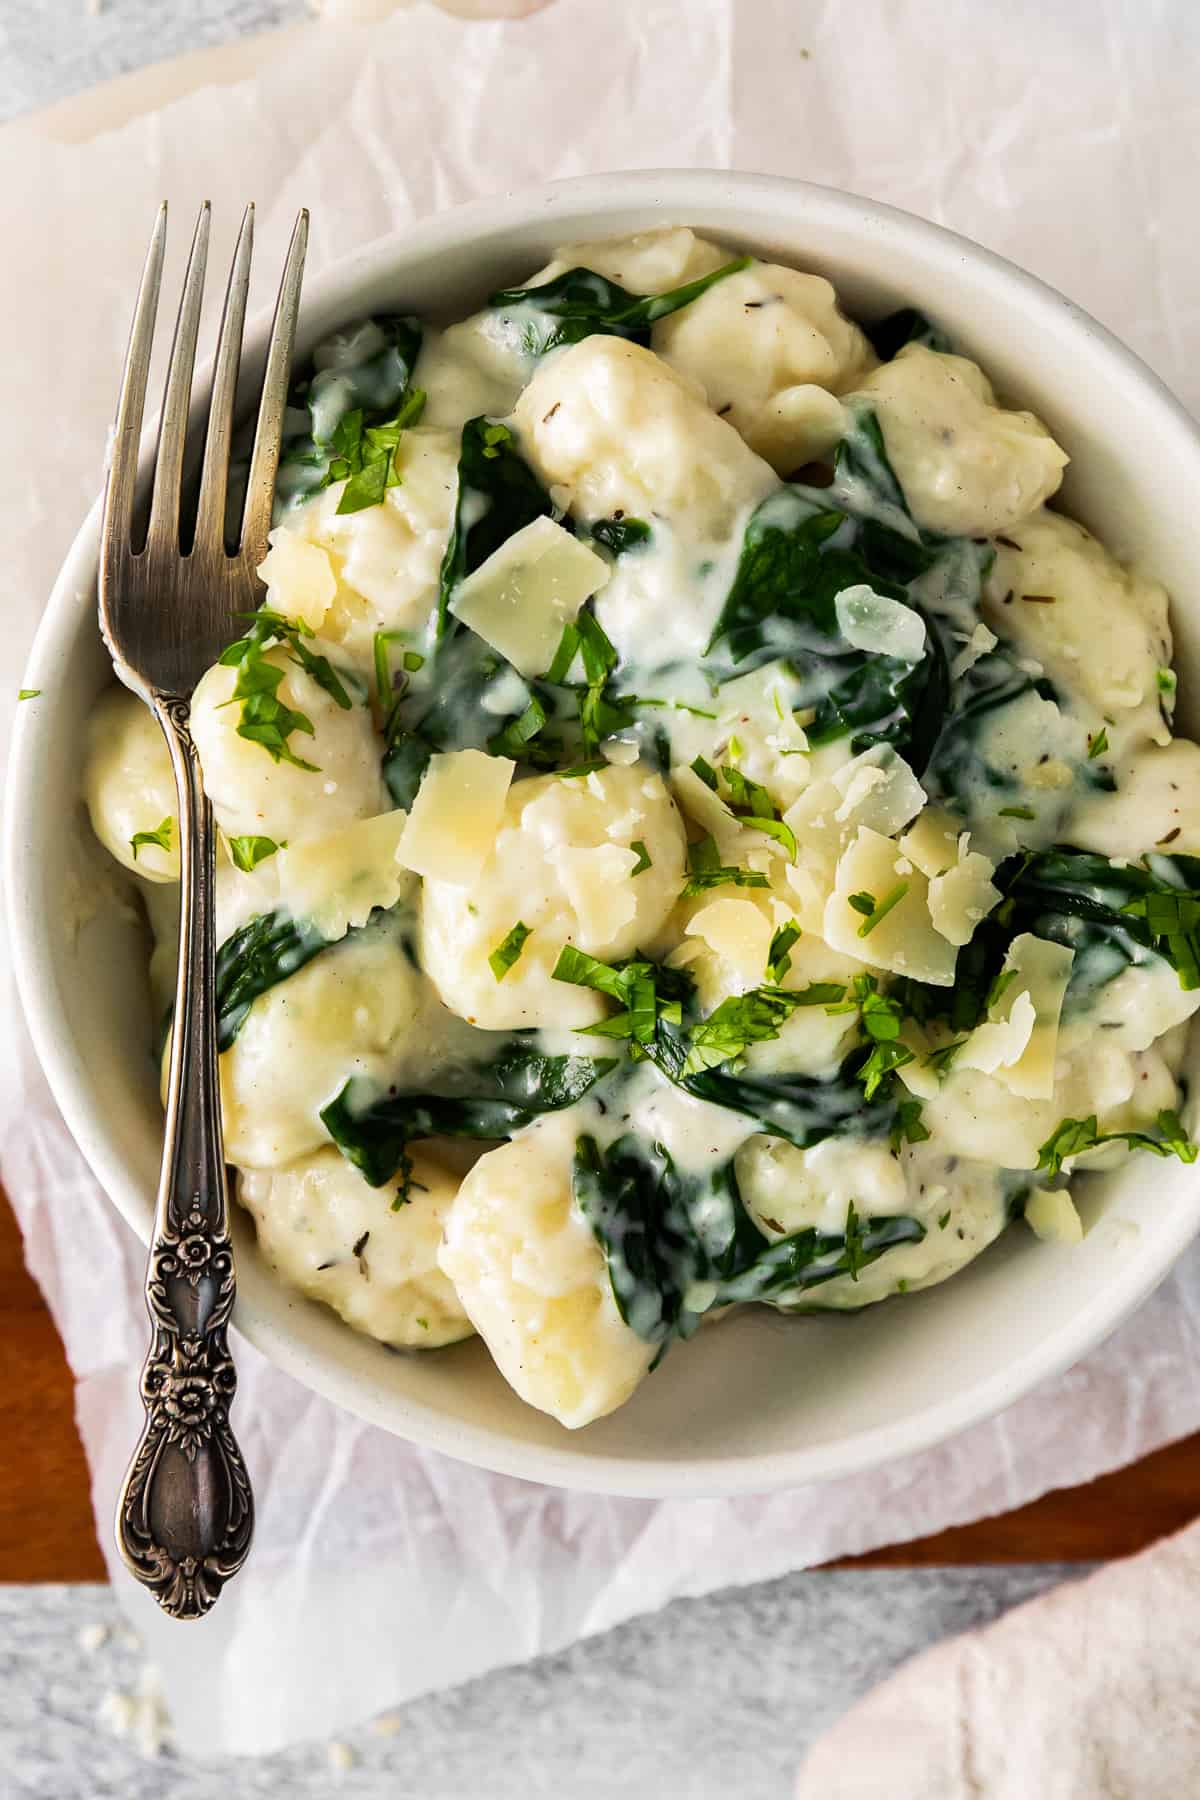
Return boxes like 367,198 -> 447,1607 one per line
2,1570 -> 1082,1799
0,12 -> 1085,1799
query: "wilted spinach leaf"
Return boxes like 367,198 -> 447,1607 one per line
486,257 -> 750,358
320,1042 -> 616,1186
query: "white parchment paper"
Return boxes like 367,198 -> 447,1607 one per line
3,0 -> 1200,1757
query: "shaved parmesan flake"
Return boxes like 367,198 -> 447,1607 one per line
899,808 -> 961,878
670,763 -> 750,860
834,584 -> 926,662
551,844 -> 639,947
823,826 -> 957,985
990,933 -> 1075,1100
956,991 -> 1037,1075
397,750 -> 515,887
687,897 -> 774,989
1025,1187 -> 1084,1245
276,811 -> 412,940
257,534 -> 337,631
949,621 -> 998,681
829,746 -> 926,838
448,516 -> 610,676
928,850 -> 1001,946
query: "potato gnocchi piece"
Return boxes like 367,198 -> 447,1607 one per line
190,646 -> 385,847
415,317 -> 531,434
84,686 -> 179,882
438,1120 -> 655,1428
265,428 -> 460,662
734,1136 -> 1010,1309
985,509 -> 1171,736
527,226 -> 728,296
238,1147 -> 472,1349
1065,739 -> 1200,858
912,1037 -> 1183,1172
654,262 -> 874,473
419,761 -> 687,1030
849,344 -> 1068,536
215,919 -> 426,1169
512,336 -> 777,538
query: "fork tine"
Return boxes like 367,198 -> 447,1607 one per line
193,204 -> 254,555
145,202 -> 211,553
239,208 -> 309,566
101,203 -> 167,560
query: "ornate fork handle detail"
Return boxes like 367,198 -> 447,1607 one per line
116,696 -> 253,1619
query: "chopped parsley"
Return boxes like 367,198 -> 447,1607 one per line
852,880 -> 909,938
17,688 -> 40,701
843,1202 -> 866,1281
630,840 -> 653,876
226,834 -> 281,872
690,754 -> 719,791
488,921 -> 532,981
937,1210 -> 952,1230
766,921 -> 802,984
892,1100 -> 930,1150
129,817 -> 173,862
1087,727 -> 1109,760
682,986 -> 803,1075
998,806 -> 1036,821
553,946 -> 671,1048
681,834 -> 770,897
925,1038 -> 965,1073
859,1039 -> 914,1100
218,610 -> 354,769
333,386 -> 427,514
1036,1109 -> 1198,1178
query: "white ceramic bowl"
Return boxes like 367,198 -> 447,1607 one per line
8,170 -> 1200,1498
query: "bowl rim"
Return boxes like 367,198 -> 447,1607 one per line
9,166 -> 1200,1498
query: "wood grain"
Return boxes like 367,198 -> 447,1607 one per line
2,1182 -> 1198,1581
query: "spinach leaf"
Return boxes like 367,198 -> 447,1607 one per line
486,257 -> 750,358
437,417 -> 560,634
589,515 -> 652,554
573,1132 -> 925,1346
862,307 -> 952,361
275,315 -> 424,516
215,909 -> 329,1051
320,1043 -> 616,1186
703,485 -> 949,773
920,644 -> 1058,814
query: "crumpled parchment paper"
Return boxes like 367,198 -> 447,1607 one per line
3,0 -> 1200,1757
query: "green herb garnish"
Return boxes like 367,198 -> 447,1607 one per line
766,921 -> 802,984
854,881 -> 909,938
226,835 -> 281,873
488,922 -> 532,982
1036,1109 -> 1198,1177
130,817 -> 173,862
630,840 -> 653,876
1087,727 -> 1109,760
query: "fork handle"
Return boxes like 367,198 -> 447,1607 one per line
115,694 -> 253,1619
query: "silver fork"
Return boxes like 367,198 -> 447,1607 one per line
100,201 -> 308,1620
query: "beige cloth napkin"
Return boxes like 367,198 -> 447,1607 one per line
4,0 -> 1200,1760
797,1518 -> 1200,1798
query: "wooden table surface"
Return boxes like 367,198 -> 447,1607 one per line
3,1182 -> 1199,1582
